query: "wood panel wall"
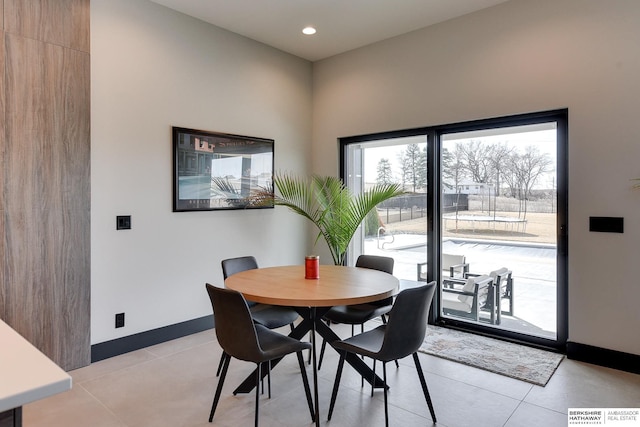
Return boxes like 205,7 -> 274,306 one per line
1,0 -> 90,371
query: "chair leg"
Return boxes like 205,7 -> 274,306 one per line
216,351 -> 227,376
209,354 -> 230,422
327,351 -> 346,421
371,359 -> 376,396
267,361 -> 271,399
318,338 -> 327,370
412,353 -> 436,423
380,316 -> 399,368
296,351 -> 315,421
361,356 -> 368,388
298,324 -> 313,365
507,288 -> 514,316
255,363 -> 261,427
317,319 -> 333,368
258,361 -> 269,396
383,362 -> 389,427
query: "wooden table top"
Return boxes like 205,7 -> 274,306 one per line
224,264 -> 399,307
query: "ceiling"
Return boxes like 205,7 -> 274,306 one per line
149,0 -> 511,62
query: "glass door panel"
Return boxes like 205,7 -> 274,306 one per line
440,122 -> 559,340
344,135 -> 428,281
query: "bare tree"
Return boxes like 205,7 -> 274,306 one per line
456,140 -> 495,213
487,142 -> 514,198
502,160 -> 519,199
506,146 -> 552,219
458,140 -> 493,184
486,142 -> 515,216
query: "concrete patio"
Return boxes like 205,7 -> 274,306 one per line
364,232 -> 557,340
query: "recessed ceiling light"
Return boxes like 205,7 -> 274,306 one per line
302,26 -> 317,35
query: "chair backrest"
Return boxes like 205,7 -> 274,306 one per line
442,253 -> 467,277
205,283 -> 262,362
457,275 -> 492,309
356,255 -> 394,306
490,268 -> 511,295
221,256 -> 259,307
376,281 -> 437,361
356,254 -> 394,274
221,256 -> 259,280
442,253 -> 465,270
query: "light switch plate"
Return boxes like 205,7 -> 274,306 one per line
116,215 -> 131,230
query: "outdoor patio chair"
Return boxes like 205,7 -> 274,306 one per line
441,275 -> 495,323
465,267 -> 514,324
493,267 -> 514,318
417,253 -> 469,282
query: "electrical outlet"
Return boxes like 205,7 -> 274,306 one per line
115,313 -> 125,328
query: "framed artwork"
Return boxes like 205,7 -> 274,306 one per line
172,127 -> 274,211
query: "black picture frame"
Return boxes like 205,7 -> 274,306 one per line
172,127 -> 274,211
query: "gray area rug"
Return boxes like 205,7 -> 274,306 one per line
419,326 -> 564,386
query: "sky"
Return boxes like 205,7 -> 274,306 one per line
361,125 -> 557,189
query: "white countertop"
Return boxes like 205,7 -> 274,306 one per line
0,319 -> 72,412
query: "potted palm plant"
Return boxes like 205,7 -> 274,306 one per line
255,173 -> 405,266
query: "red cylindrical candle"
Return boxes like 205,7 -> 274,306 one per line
305,255 -> 319,279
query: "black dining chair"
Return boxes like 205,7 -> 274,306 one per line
205,284 -> 314,427
221,256 -> 300,330
327,281 -> 438,427
318,254 -> 395,370
217,256 -> 300,376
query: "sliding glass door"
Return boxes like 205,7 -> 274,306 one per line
341,110 -> 567,349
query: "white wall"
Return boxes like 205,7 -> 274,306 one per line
91,0 -> 312,343
91,0 -> 640,356
312,0 -> 640,355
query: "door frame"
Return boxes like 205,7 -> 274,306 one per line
340,109 -> 568,351
431,109 -> 568,351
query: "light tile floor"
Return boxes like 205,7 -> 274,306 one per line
24,324 -> 640,427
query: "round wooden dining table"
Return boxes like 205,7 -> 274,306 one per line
225,264 -> 399,425
225,264 -> 398,307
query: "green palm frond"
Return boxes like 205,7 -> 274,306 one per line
257,172 -> 405,265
